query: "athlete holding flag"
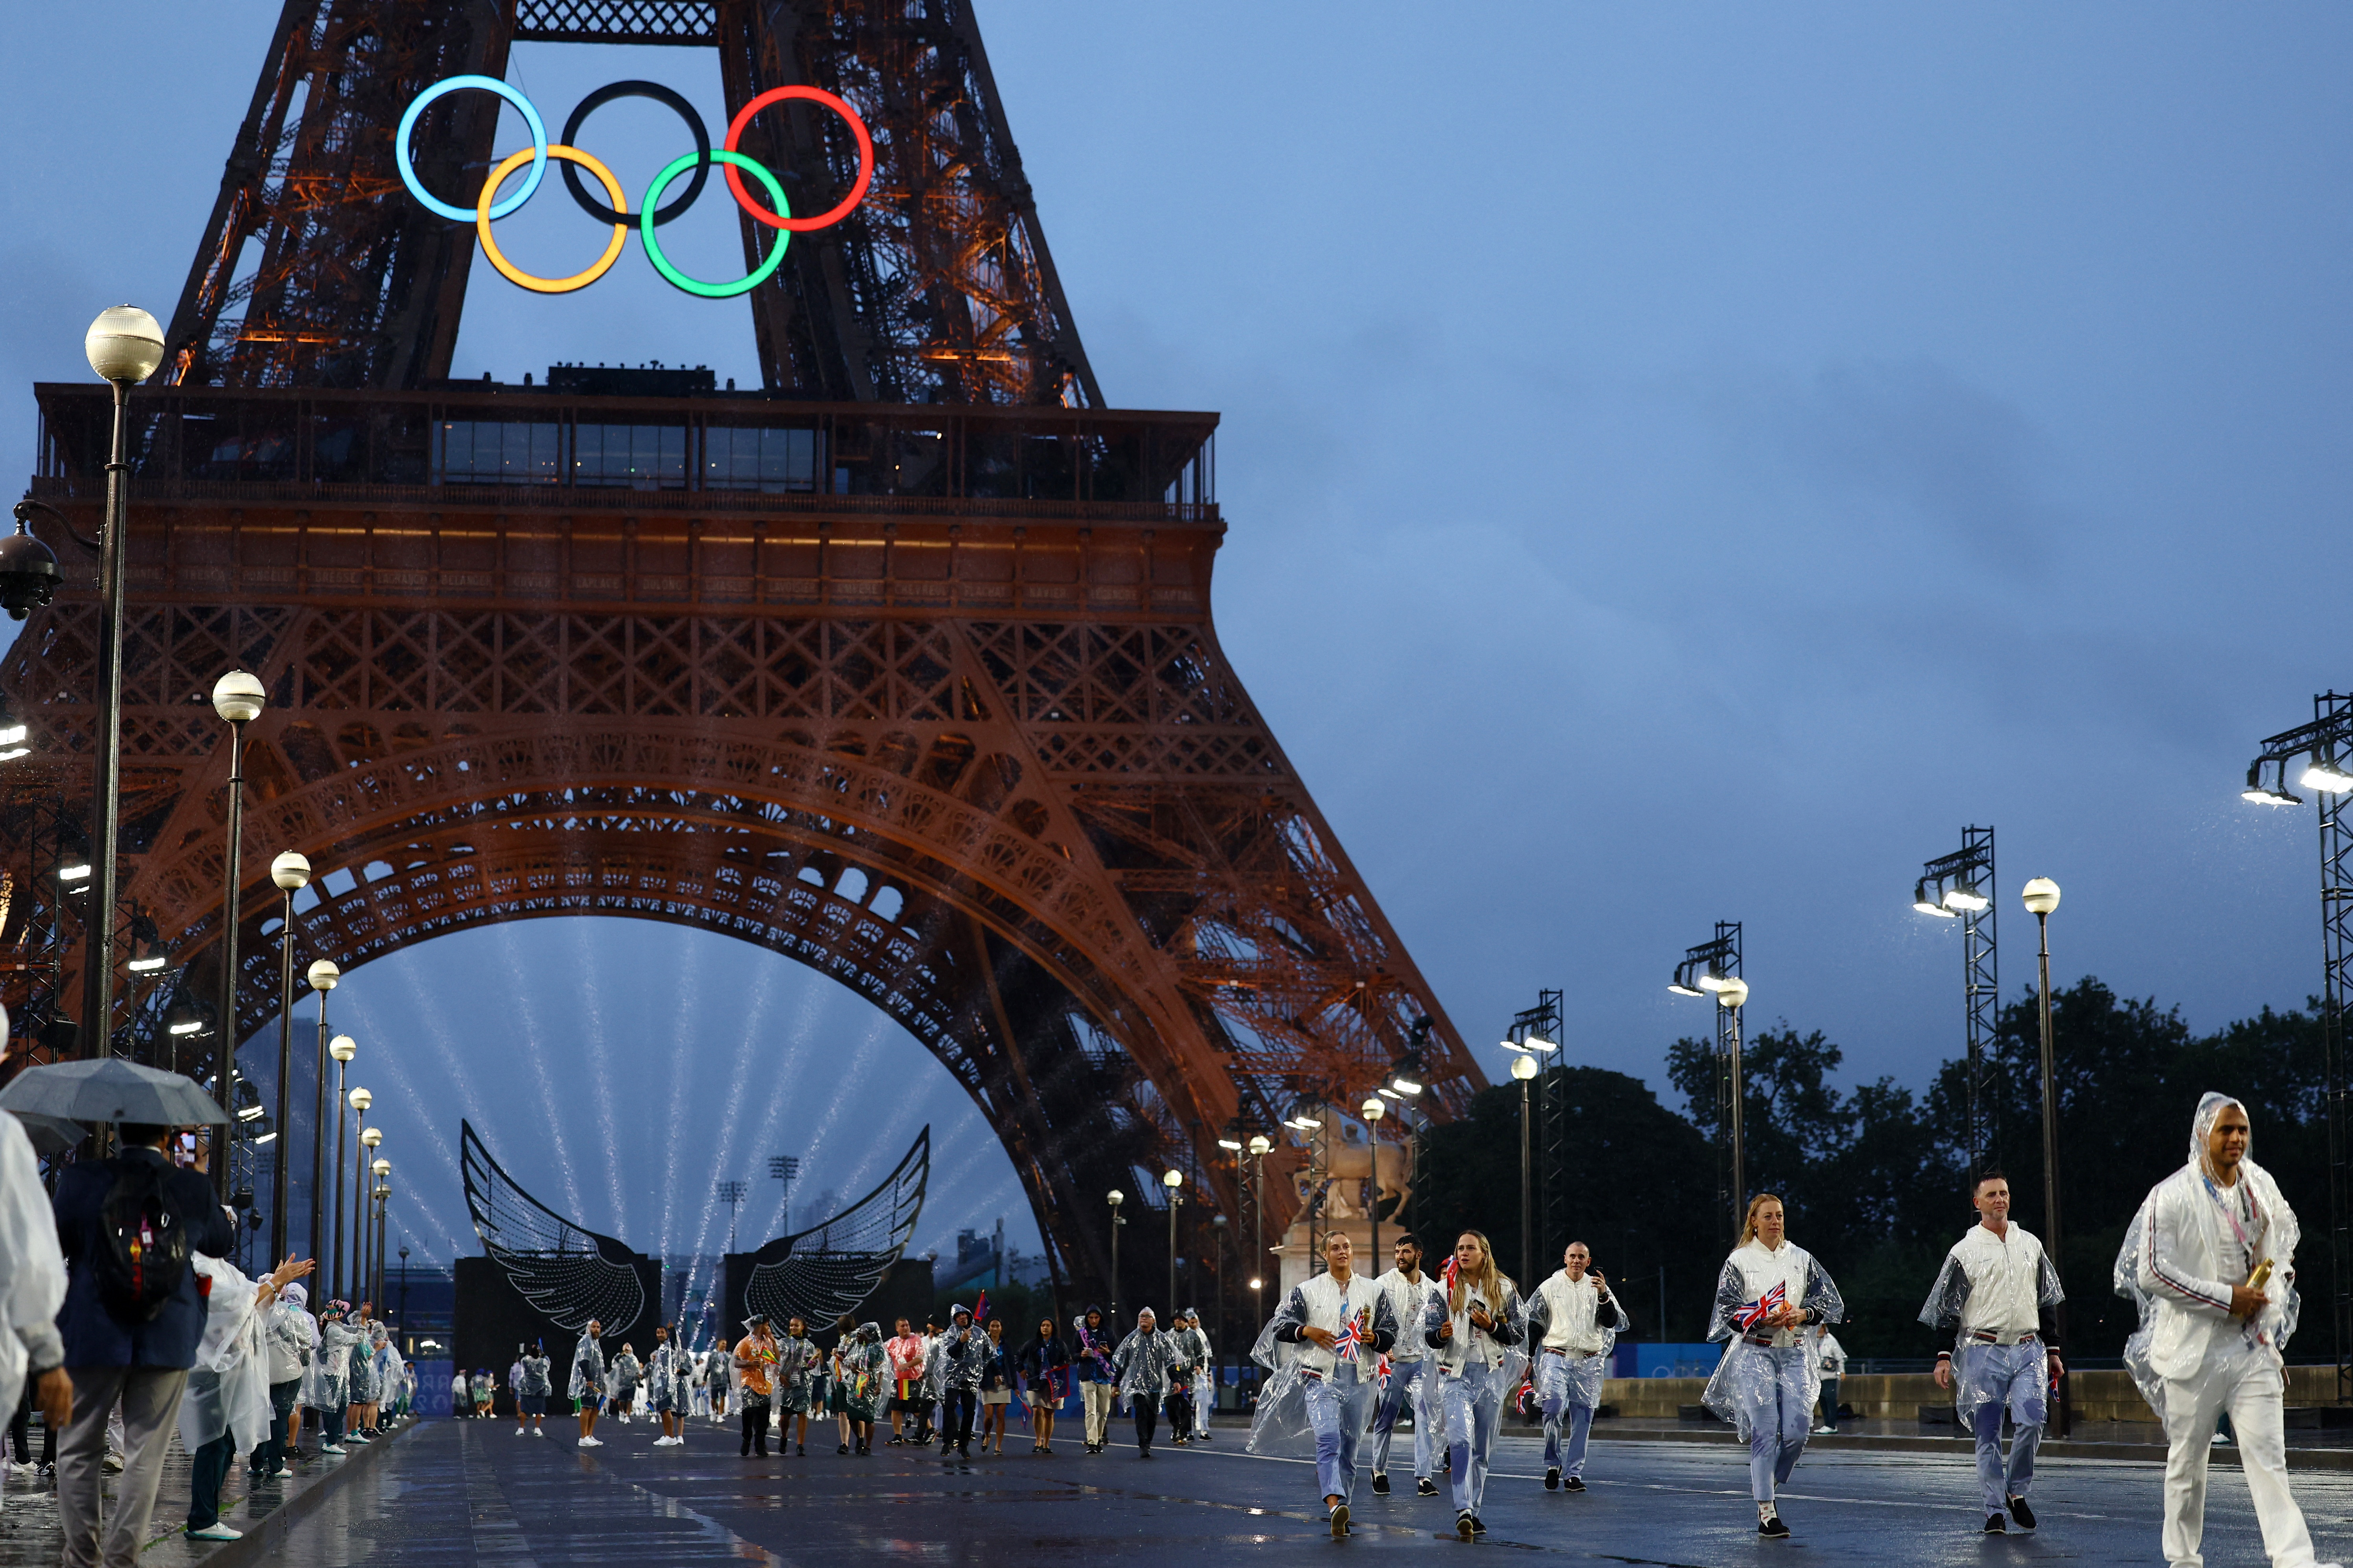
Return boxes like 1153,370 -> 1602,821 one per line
1703,1195 -> 1845,1538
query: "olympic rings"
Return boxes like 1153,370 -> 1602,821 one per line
641,152 -> 791,299
394,75 -> 874,295
560,81 -> 708,228
723,87 -> 875,232
398,76 -> 548,222
477,146 -> 629,295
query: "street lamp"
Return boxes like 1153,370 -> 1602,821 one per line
1245,1134 -> 1270,1295
306,961 -> 340,1267
346,1088 -> 374,1302
1716,976 -> 1749,1234
79,305 -> 166,1065
1107,1188 -> 1125,1325
1164,1167 -> 1184,1316
1360,1096 -> 1386,1262
328,1032 -> 357,1290
267,851 -> 310,1260
1210,1210 -> 1230,1368
1511,1050 -> 1538,1284
1913,828 -> 1999,1175
371,1156 -> 391,1311
2021,875 -> 2066,1433
209,669 -> 265,1197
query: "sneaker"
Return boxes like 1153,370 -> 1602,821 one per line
1456,1511 -> 1475,1540
187,1523 -> 243,1541
1546,1466 -> 1560,1491
320,1444 -> 347,1455
1983,1514 -> 2006,1534
515,1427 -> 526,1437
1759,1514 -> 1790,1539
1470,1515 -> 1488,1537
1811,1423 -> 1834,1435
2006,1496 -> 2036,1531
1329,1502 -> 1349,1539
1565,1476 -> 1587,1492
1370,1472 -> 1390,1496
837,1443 -> 850,1455
101,1454 -> 124,1474
273,1467 -> 292,1479
1417,1477 -> 1438,1496
578,1436 -> 595,1448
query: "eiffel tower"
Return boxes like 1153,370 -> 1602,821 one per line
0,0 -> 1484,1299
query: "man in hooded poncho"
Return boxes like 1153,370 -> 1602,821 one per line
2117,1093 -> 2342,1568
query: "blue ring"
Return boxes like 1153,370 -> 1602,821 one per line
397,76 -> 548,223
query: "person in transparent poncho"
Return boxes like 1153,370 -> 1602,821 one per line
1918,1169 -> 2064,1535
304,1302 -> 358,1454
2115,1094 -> 2342,1568
1526,1240 -> 1629,1493
608,1341 -> 642,1423
1703,1194 -> 1843,1539
180,1253 -> 313,1541
648,1324 -> 689,1447
1366,1233 -> 1445,1498
1423,1230 -> 1524,1540
1248,1230 -> 1402,1539
569,1321 -> 606,1448
1110,1306 -> 1178,1457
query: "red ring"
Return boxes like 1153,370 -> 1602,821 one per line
723,86 -> 874,231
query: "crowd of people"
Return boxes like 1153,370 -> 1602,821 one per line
5,1090 -> 2336,1567
0,1112 -> 416,1566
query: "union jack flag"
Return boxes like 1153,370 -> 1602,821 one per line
1374,1353 -> 1394,1390
1441,1256 -> 1460,1295
1332,1311 -> 1370,1363
1734,1282 -> 1788,1333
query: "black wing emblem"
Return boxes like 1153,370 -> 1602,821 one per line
745,1126 -> 928,1329
462,1120 -> 645,1335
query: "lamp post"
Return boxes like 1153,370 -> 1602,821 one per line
2022,875 -> 2067,1436
207,670 -> 265,1197
357,1120 -> 382,1304
398,1245 -> 410,1343
371,1157 -> 391,1312
1670,922 -> 1743,1242
1511,1050 -> 1538,1285
1716,977 -> 1750,1234
1246,1134 -> 1270,1293
332,1063 -> 360,1297
306,962 -> 340,1268
79,306 -> 166,1065
1107,1189 -> 1125,1325
1210,1210 -> 1229,1371
267,853 -> 310,1258
1360,1096 -> 1386,1262
1164,1167 -> 1184,1315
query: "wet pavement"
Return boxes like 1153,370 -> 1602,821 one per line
248,1413 -> 2353,1565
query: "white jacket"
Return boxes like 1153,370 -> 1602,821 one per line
2132,1162 -> 2293,1380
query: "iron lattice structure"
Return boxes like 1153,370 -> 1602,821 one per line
2,0 -> 1482,1297
1671,923 -> 1741,1245
1917,827 -> 1998,1175
159,0 -> 1097,405
2244,692 -> 2353,1402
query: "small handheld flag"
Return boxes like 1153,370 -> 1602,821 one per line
1332,1310 -> 1370,1363
1733,1282 -> 1788,1333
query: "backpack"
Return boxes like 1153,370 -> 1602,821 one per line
94,1156 -> 190,1324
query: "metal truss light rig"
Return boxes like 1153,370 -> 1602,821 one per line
2241,691 -> 2353,1403
0,0 -> 1483,1305
1912,826 -> 1998,1177
1669,922 -> 1743,1242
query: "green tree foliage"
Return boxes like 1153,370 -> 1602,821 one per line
1422,981 -> 2328,1360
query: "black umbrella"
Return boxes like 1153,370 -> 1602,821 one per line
4,1108 -> 87,1156
0,1058 -> 229,1126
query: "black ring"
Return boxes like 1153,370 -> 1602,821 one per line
560,80 -> 710,227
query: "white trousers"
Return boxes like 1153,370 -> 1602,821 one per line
2160,1343 -> 2319,1568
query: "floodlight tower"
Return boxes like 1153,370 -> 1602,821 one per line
1912,827 -> 1998,1175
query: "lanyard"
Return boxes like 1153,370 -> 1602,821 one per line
2200,1174 -> 2262,1266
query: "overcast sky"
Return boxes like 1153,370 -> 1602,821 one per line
4,4 -> 2349,1272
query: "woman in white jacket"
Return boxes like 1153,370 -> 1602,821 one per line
1702,1194 -> 1844,1539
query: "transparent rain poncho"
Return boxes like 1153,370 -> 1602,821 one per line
939,1312 -> 987,1393
1112,1320 -> 1177,1408
177,1256 -> 275,1456
306,1309 -> 357,1409
609,1348 -> 643,1400
568,1329 -> 607,1403
840,1325 -> 891,1420
1423,1276 -> 1526,1463
0,1113 -> 65,1425
1245,1277 -> 1407,1459
519,1350 -> 553,1398
1918,1224 -> 2063,1415
775,1333 -> 821,1412
1701,1240 -> 1845,1439
1526,1274 -> 1630,1411
2112,1092 -> 2301,1423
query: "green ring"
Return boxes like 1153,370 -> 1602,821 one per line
641,149 -> 791,297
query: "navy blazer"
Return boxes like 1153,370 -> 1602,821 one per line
52,1147 -> 237,1369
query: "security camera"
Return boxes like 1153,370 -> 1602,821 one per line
0,508 -> 62,620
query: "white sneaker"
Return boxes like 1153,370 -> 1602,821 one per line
578,1436 -> 594,1448
275,1466 -> 293,1479
320,1444 -> 346,1455
515,1427 -> 526,1436
187,1523 -> 243,1541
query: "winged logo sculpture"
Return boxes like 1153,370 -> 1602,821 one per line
462,1120 -> 930,1336
462,1120 -> 648,1334
745,1126 -> 929,1330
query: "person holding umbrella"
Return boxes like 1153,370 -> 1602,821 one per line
22,1057 -> 238,1568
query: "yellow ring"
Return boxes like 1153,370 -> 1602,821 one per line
475,144 -> 627,294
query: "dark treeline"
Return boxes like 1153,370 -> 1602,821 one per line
1411,978 -> 2327,1360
